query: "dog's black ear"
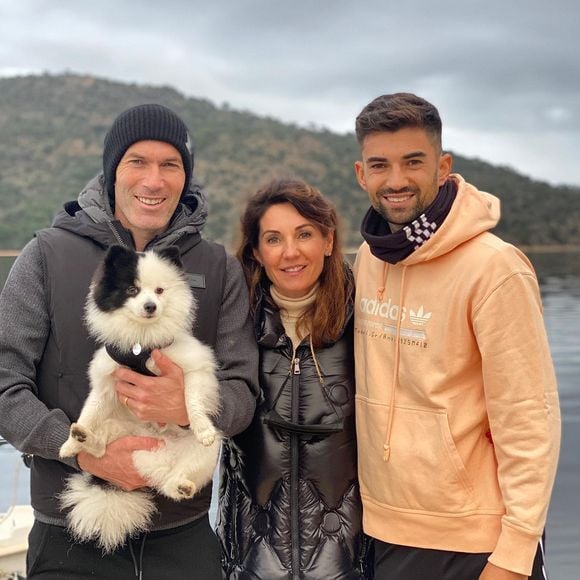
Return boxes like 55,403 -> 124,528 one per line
104,245 -> 137,277
157,246 -> 183,269
92,245 -> 139,311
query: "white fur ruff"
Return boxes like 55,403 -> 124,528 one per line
59,249 -> 222,553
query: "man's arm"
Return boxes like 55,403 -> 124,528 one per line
0,239 -> 74,464
211,253 -> 259,436
473,251 -> 561,577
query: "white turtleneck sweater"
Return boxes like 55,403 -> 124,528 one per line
269,284 -> 318,349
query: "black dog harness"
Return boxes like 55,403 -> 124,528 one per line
105,341 -> 173,376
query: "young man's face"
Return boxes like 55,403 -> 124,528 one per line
114,140 -> 186,251
354,127 -> 452,232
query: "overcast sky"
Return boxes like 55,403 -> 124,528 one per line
1,0 -> 578,187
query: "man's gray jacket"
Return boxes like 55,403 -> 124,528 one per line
0,174 -> 259,530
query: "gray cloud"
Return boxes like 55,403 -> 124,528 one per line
0,0 -> 578,185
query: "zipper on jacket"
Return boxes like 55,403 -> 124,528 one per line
293,357 -> 300,374
107,222 -> 129,248
290,355 -> 301,578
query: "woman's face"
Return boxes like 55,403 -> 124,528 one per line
253,202 -> 333,299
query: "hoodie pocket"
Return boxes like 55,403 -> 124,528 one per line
356,396 -> 475,513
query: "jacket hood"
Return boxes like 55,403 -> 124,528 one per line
50,173 -> 209,251
400,174 -> 500,266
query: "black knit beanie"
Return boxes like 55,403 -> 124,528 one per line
103,104 -> 194,206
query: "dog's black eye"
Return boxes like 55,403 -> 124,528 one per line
155,287 -> 164,295
127,286 -> 139,297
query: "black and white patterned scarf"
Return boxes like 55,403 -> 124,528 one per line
360,180 -> 457,264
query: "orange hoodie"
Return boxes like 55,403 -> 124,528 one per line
353,174 -> 561,576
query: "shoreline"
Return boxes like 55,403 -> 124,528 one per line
518,244 -> 580,253
3,246 -> 580,258
344,244 -> 580,255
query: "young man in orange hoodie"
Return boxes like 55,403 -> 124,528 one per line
352,93 -> 561,580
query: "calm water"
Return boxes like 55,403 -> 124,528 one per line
1,253 -> 579,578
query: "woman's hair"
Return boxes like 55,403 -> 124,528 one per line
237,178 -> 351,348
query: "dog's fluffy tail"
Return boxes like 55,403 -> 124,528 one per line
60,472 -> 156,553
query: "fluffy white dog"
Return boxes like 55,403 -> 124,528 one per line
59,245 -> 221,552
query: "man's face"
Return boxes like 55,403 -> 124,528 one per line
354,127 -> 452,232
114,140 -> 186,251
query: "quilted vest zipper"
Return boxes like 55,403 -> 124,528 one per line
290,355 -> 301,578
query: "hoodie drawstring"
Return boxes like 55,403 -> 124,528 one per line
377,262 -> 388,302
129,534 -> 147,579
382,265 -> 407,462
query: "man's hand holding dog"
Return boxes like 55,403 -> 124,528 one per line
80,349 -> 188,491
77,436 -> 162,491
113,349 -> 190,426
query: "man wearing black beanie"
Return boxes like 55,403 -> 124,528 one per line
102,103 -> 195,250
103,103 -> 194,208
0,104 -> 259,579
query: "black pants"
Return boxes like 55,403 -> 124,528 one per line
27,515 -> 222,580
374,538 -> 547,580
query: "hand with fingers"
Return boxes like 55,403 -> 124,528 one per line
77,435 -> 164,491
113,349 -> 190,427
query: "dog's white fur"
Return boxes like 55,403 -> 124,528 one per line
59,248 -> 221,552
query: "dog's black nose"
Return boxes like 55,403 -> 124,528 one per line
144,301 -> 157,314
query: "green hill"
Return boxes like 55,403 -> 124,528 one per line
1,73 -> 579,250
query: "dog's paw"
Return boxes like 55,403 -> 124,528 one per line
59,423 -> 91,457
190,416 -> 218,447
61,423 -> 106,458
193,424 -> 217,447
160,480 -> 197,500
70,423 -> 88,443
59,436 -> 83,458
176,481 -> 196,499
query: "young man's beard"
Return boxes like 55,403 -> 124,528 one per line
374,177 -> 440,230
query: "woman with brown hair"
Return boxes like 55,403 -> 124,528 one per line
216,179 -> 370,579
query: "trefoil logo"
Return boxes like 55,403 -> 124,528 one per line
409,306 -> 432,326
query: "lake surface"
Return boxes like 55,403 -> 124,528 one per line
1,252 -> 579,578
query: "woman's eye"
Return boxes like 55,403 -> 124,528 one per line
127,286 -> 139,297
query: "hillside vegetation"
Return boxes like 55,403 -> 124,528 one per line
1,74 -> 579,250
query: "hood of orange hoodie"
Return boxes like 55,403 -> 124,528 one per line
399,174 -> 500,266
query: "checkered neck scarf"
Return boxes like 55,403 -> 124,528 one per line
360,179 -> 457,264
